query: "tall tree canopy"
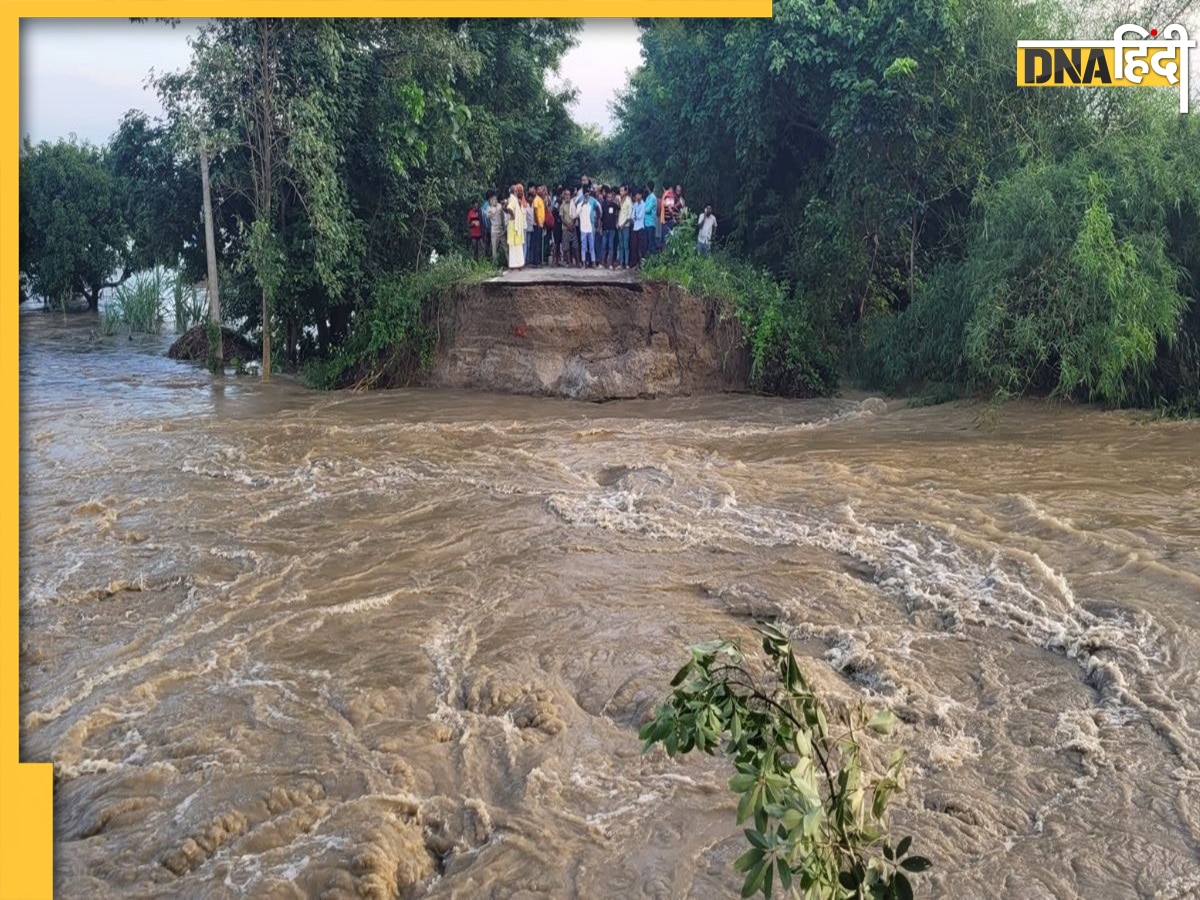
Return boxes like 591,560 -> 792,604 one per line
608,1 -> 1200,410
149,17 -> 583,369
19,139 -> 131,310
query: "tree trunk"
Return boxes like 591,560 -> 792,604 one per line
200,141 -> 223,365
909,213 -> 917,304
262,288 -> 272,381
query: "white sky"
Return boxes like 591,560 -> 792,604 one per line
19,18 -> 643,146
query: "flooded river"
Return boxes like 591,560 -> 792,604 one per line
18,309 -> 1200,898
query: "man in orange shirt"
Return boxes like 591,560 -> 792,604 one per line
531,185 -> 546,267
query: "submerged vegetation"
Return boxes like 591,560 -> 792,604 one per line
642,625 -> 927,899
17,7 -> 1200,414
101,269 -> 165,336
96,267 -> 208,338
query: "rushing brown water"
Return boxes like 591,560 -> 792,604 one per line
18,309 -> 1200,899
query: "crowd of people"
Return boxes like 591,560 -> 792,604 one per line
466,175 -> 718,270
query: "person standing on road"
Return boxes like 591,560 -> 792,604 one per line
617,184 -> 633,269
631,188 -> 646,267
660,185 -> 676,247
600,189 -> 619,269
578,187 -> 599,268
643,183 -> 658,256
486,190 -> 504,262
529,184 -> 545,266
696,204 -> 717,254
559,188 -> 578,266
505,184 -> 526,269
467,203 -> 485,260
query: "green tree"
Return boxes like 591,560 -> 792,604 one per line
19,139 -> 131,310
609,2 -> 1200,412
108,110 -> 205,277
154,18 -> 585,372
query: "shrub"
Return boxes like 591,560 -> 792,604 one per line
641,624 -> 928,899
642,237 -> 838,397
306,255 -> 493,390
860,98 -> 1200,412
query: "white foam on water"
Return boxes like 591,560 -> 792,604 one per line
546,466 -> 1198,769
322,591 -> 397,616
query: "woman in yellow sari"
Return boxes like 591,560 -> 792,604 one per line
505,184 -> 526,269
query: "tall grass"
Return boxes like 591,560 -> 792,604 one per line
102,267 -> 209,337
172,271 -> 207,332
105,269 -> 165,336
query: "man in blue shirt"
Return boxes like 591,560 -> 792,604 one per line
631,189 -> 646,267
643,183 -> 658,255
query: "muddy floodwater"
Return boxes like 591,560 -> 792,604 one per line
18,310 -> 1200,899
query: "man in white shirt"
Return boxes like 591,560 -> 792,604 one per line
697,205 -> 717,254
577,189 -> 599,268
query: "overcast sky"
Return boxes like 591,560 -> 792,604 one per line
19,18 -> 643,146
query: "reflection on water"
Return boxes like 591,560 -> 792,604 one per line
18,307 -> 1200,898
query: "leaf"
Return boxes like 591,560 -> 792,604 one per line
794,729 -> 811,758
742,858 -> 769,897
896,836 -> 911,858
730,773 -> 757,793
690,639 -> 729,658
867,709 -> 895,736
745,828 -> 769,850
670,664 -> 692,687
777,859 -> 793,892
893,872 -> 914,900
802,807 -> 823,837
734,848 -> 765,874
899,856 -> 931,873
839,871 -> 859,891
757,622 -> 788,644
737,786 -> 757,824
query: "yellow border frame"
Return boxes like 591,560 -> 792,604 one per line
2,4 -> 771,898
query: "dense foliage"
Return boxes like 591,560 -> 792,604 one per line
305,254 -> 494,390
641,624 -> 928,899
642,224 -> 838,397
148,18 -> 592,372
19,8 -> 1200,413
20,18 -> 596,370
19,139 -> 132,310
609,1 -> 1200,412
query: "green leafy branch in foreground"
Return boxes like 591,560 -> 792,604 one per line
639,624 -> 930,899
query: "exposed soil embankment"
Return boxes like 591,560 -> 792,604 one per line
426,282 -> 748,400
168,325 -> 259,364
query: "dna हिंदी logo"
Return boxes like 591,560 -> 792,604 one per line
1017,24 -> 1196,112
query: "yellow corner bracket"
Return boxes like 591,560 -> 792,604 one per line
6,8 -> 54,899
